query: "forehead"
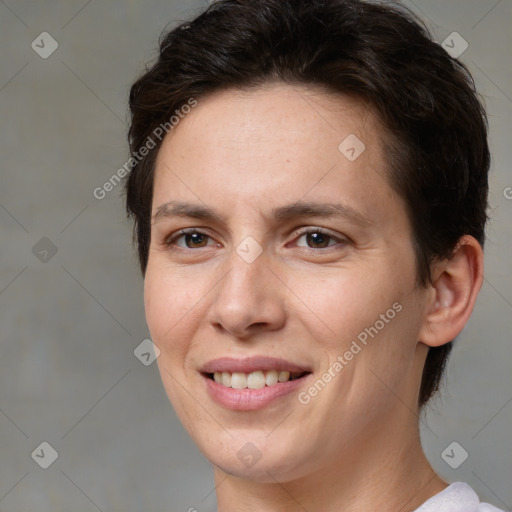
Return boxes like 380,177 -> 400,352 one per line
151,83 -> 399,224
156,83 -> 382,162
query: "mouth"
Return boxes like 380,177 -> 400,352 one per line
203,369 -> 310,389
200,356 -> 312,410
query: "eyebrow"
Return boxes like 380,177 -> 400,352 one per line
152,200 -> 373,227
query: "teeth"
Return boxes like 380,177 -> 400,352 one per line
265,370 -> 279,386
211,370 -> 305,389
247,370 -> 265,389
221,371 -> 231,387
278,371 -> 290,382
231,372 -> 247,389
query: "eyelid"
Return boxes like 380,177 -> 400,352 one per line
291,225 -> 345,239
164,226 -> 348,253
290,226 -> 349,248
164,227 -> 218,247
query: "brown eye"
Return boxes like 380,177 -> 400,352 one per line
304,232 -> 331,248
166,229 -> 216,250
182,232 -> 208,248
295,228 -> 344,249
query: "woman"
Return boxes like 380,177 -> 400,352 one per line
124,0 -> 504,510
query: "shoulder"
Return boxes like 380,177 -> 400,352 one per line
414,482 -> 506,512
477,504 -> 506,512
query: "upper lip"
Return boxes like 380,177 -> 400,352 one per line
201,356 -> 311,374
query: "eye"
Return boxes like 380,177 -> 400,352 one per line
165,228 -> 218,250
163,227 -> 347,254
293,227 -> 346,250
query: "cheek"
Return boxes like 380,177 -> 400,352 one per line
288,259 -> 423,393
144,267 -> 203,355
288,266 -> 399,345
144,269 -> 204,419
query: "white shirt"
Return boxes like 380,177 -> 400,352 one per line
414,482 -> 506,512
213,481 -> 506,511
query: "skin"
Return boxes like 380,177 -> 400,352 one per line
144,83 -> 484,511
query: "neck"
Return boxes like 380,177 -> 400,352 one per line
214,408 -> 447,512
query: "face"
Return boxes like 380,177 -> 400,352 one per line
144,83 -> 431,483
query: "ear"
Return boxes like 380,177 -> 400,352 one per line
419,235 -> 484,347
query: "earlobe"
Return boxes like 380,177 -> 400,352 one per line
419,235 -> 484,348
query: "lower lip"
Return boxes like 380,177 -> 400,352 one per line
203,374 -> 310,411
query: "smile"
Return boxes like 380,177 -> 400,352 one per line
201,356 -> 312,410
208,370 -> 308,389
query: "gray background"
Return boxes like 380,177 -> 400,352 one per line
0,0 -> 511,510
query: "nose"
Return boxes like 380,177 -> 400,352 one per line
207,249 -> 287,339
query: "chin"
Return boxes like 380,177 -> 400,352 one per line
194,429 -> 313,483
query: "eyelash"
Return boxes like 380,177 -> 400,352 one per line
164,227 -> 347,254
